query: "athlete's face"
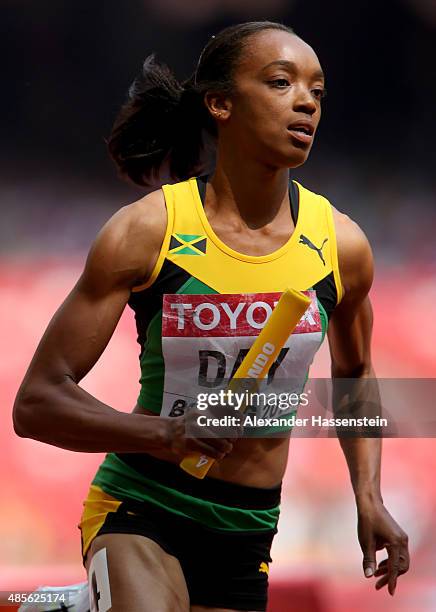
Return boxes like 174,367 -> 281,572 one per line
224,30 -> 325,168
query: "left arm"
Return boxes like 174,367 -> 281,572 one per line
328,210 -> 409,596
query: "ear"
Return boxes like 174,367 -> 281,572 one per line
204,91 -> 232,122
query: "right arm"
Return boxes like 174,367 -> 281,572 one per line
13,190 -> 167,452
13,190 -> 231,460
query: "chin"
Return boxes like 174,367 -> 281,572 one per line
259,142 -> 311,170
272,143 -> 312,169
288,155 -> 309,169
284,150 -> 311,169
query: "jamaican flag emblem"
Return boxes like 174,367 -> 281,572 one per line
169,233 -> 207,256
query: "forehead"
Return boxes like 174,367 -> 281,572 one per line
236,29 -> 323,77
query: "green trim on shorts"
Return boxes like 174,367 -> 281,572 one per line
92,453 -> 280,532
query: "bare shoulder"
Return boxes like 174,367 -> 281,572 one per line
117,188 -> 167,270
331,205 -> 374,301
82,188 -> 167,293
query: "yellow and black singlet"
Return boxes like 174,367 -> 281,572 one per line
80,176 -> 343,557
129,175 -> 343,423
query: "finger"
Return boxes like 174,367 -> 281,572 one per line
189,440 -> 228,460
197,443 -> 225,460
190,432 -> 233,452
376,552 -> 409,578
375,574 -> 389,591
396,556 -> 410,577
386,543 -> 401,596
362,536 -> 377,578
399,538 -> 410,574
374,558 -> 388,576
207,437 -> 233,453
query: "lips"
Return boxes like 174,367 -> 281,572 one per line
288,120 -> 314,136
287,121 -> 314,145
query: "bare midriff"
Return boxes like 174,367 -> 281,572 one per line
133,403 -> 290,488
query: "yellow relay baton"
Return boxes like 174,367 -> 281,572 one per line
179,287 -> 311,479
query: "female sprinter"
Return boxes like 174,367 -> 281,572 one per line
14,21 -> 409,612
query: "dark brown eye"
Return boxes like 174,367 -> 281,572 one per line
312,87 -> 327,100
269,78 -> 290,88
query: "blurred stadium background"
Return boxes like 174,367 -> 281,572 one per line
2,0 -> 435,610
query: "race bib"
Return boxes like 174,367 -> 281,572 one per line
161,291 -> 322,419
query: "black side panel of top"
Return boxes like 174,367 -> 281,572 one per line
312,271 -> 338,321
128,260 -> 191,357
289,180 -> 299,226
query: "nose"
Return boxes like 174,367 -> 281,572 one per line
293,84 -> 317,115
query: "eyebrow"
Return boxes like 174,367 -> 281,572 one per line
261,60 -> 325,80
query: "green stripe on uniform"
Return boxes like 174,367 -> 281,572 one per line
137,276 -> 217,412
93,453 -> 280,532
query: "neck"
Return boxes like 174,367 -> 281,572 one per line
209,141 -> 291,229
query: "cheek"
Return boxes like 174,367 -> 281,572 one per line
232,85 -> 282,125
232,98 -> 285,140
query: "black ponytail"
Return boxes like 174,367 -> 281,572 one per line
108,55 -> 210,186
108,21 -> 294,186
